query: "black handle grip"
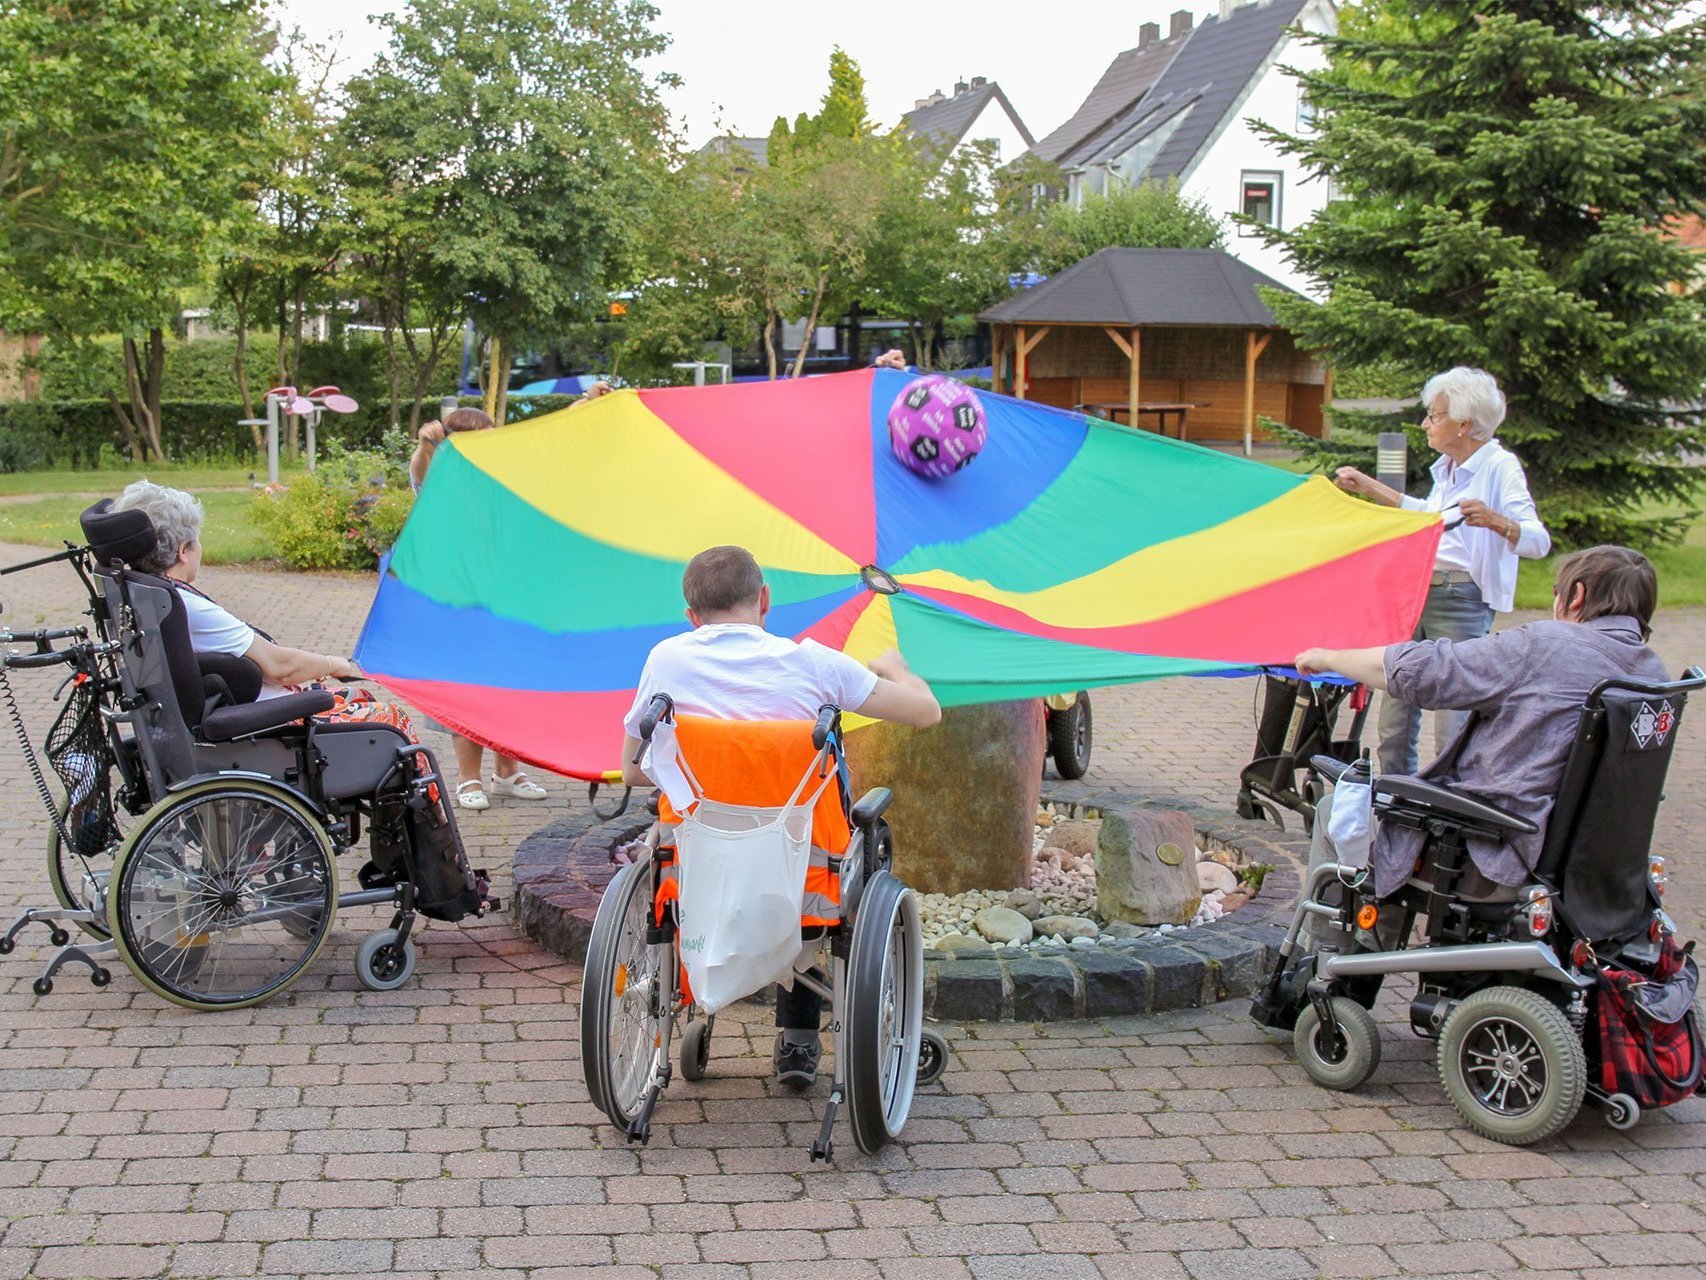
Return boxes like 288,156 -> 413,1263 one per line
812,704 -> 840,750
1310,754 -> 1353,784
5,648 -> 75,670
638,693 -> 673,742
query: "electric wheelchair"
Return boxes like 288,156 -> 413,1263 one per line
0,501 -> 495,1009
1252,667 -> 1705,1145
579,695 -> 948,1160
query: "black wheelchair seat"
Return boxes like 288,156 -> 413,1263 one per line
1375,774 -> 1538,837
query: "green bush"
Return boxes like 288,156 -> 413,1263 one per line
251,431 -> 415,570
0,400 -> 261,467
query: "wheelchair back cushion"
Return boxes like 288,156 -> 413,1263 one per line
656,716 -> 851,855
1543,685 -> 1687,945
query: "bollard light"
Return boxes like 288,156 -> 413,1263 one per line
1376,431 -> 1407,494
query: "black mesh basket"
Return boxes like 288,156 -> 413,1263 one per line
44,674 -> 120,859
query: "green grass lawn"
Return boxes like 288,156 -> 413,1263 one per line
0,489 -> 271,564
0,460 -> 285,499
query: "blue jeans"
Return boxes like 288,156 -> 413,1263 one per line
1376,577 -> 1493,776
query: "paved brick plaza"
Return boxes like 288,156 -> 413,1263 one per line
1,544 -> 1702,1280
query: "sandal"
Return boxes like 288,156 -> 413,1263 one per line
489,771 -> 548,801
456,779 -> 490,811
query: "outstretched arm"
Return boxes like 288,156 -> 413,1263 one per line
1294,645 -> 1388,690
854,650 -> 941,728
243,635 -> 361,687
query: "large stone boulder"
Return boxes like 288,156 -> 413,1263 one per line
1096,807 -> 1202,926
844,700 -> 1044,895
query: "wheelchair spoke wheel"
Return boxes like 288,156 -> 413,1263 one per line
580,855 -> 672,1129
1293,996 -> 1382,1091
845,870 -> 923,1154
1438,985 -> 1585,1146
48,788 -> 124,941
107,782 -> 336,1011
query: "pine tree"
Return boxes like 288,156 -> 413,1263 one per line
1261,1 -> 1706,546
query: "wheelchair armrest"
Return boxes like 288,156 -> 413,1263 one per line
199,690 -> 337,743
1374,774 -> 1538,837
851,787 -> 892,827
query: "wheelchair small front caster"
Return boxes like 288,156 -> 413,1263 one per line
49,927 -> 70,947
0,937 -> 13,956
33,977 -> 52,996
680,1017 -> 713,1082
1603,1092 -> 1641,1131
90,968 -> 111,988
355,929 -> 417,992
916,1029 -> 949,1086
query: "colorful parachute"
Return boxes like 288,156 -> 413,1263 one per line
355,368 -> 1440,781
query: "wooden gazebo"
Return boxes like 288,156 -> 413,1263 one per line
980,248 -> 1330,453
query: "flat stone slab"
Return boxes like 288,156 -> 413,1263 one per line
511,790 -> 1308,1020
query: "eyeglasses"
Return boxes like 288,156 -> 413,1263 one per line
1423,409 -> 1453,424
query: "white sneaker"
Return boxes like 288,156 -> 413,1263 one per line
489,772 -> 547,801
455,780 -> 489,811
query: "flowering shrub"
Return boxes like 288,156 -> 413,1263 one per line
253,432 -> 415,570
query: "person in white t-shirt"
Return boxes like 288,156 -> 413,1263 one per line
111,481 -> 362,699
619,545 -> 940,1087
1331,367 -> 1551,774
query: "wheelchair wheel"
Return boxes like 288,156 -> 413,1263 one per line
355,928 -> 417,992
916,1028 -> 949,1087
1047,691 -> 1093,780
1294,997 -> 1382,1091
580,854 -> 672,1128
844,870 -> 923,1154
680,1016 -> 713,1082
1438,985 -> 1585,1146
47,788 -> 125,941
106,780 -> 337,1011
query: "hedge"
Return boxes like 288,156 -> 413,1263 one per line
0,399 -> 404,471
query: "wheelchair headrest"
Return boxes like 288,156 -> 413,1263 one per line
80,499 -> 158,569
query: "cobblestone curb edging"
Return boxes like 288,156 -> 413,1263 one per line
510,791 -> 1310,1021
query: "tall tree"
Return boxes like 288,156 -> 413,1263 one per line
341,0 -> 673,423
0,0 -> 278,459
1259,0 -> 1706,546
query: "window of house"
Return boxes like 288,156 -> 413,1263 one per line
1296,87 -> 1316,132
1240,171 -> 1281,233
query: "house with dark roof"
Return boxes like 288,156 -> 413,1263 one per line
899,76 -> 1034,168
980,247 -> 1329,451
1033,0 -> 1336,293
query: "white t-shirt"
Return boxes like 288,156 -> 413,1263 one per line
178,589 -> 288,701
621,624 -> 879,738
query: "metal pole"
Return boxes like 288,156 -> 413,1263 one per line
439,395 -> 458,422
305,409 -> 318,473
1376,431 -> 1408,495
266,394 -> 281,486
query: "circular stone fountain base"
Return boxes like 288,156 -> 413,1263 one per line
511,793 -> 1311,1021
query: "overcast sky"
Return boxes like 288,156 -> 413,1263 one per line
271,0 -> 1208,149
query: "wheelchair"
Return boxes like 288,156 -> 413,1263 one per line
579,695 -> 949,1160
1252,667 -> 1705,1145
1236,673 -> 1370,834
0,501 -> 496,1010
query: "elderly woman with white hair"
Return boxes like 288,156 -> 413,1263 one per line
111,480 -> 364,699
1333,367 -> 1550,774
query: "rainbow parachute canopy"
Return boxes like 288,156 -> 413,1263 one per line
356,369 -> 1439,780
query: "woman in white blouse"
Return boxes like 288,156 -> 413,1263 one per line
1333,367 -> 1550,774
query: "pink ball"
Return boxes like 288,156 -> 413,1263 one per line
887,375 -> 987,479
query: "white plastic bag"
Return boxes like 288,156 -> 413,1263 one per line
674,795 -> 816,1015
1326,762 -> 1374,871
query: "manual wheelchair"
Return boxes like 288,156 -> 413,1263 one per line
1252,667 -> 1705,1145
0,501 -> 495,1010
579,695 -> 948,1160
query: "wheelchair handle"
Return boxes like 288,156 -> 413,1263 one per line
1310,754 -> 1353,784
812,704 -> 840,751
4,648 -> 77,670
637,693 -> 673,742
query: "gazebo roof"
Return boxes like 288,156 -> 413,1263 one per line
979,247 -> 1297,329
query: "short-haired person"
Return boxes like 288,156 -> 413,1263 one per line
1334,368 -> 1551,774
1293,545 -> 1667,949
620,545 -> 941,1087
408,407 -> 550,808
